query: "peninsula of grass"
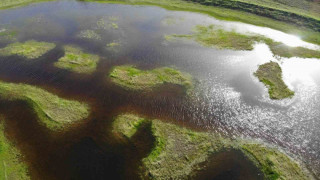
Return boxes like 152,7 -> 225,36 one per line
0,0 -> 54,9
0,119 -> 30,180
111,113 -> 311,179
81,0 -> 320,45
109,65 -> 193,92
254,62 -> 294,99
241,143 -> 310,180
54,45 -> 99,74
170,25 -> 320,59
0,81 -> 90,130
0,40 -> 55,60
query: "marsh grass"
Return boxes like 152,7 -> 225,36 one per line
241,143 -> 310,180
111,113 -> 310,179
109,65 -> 193,92
81,0 -> 320,45
0,118 -> 30,180
54,45 -> 99,74
254,61 -> 294,99
0,81 -> 90,130
0,0 -> 54,9
0,40 -> 55,59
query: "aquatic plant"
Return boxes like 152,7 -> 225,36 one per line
77,30 -> 102,41
106,41 -> 121,51
0,29 -> 17,42
0,40 -> 55,59
54,45 -> 99,74
0,81 -> 90,130
254,61 -> 294,99
109,65 -> 193,92
0,118 -> 30,180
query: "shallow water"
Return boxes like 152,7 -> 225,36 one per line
0,0 -> 320,179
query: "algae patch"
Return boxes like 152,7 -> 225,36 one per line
0,81 -> 90,130
54,45 -> 99,74
109,65 -> 193,92
77,30 -> 102,41
0,118 -> 30,180
0,40 -> 55,59
254,61 -> 294,99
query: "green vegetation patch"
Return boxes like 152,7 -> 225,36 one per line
54,45 -> 99,74
241,143 -> 310,180
109,65 -> 193,92
112,113 -> 310,179
0,29 -> 17,42
0,0 -> 54,9
254,61 -> 294,99
0,118 -> 30,180
112,114 -> 147,139
0,81 -> 90,130
106,41 -> 121,52
77,30 -> 102,41
0,40 -> 55,59
96,17 -> 119,30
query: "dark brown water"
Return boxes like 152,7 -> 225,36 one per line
0,0 -> 320,179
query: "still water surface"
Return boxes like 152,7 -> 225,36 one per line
0,0 -> 320,179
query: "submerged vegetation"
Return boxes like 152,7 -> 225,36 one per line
109,65 -> 193,92
77,30 -> 102,41
111,113 -> 311,179
254,62 -> 294,99
169,25 -> 320,59
55,45 -> 99,74
0,81 -> 90,130
0,40 -> 55,59
0,118 -> 30,180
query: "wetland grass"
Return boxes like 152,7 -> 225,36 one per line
254,61 -> 294,99
54,45 -> 99,74
0,81 -> 90,131
0,118 -> 29,180
0,40 -> 55,60
109,65 -> 193,92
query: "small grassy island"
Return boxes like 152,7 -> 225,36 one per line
109,65 -> 193,92
112,113 -> 311,179
0,40 -> 56,60
169,25 -> 320,59
254,61 -> 294,99
0,118 -> 30,180
54,45 -> 100,74
0,81 -> 90,130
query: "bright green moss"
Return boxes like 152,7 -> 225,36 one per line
0,81 -> 90,131
254,61 -> 294,99
109,65 -> 193,92
0,118 -> 30,180
0,40 -> 55,59
54,45 -> 99,74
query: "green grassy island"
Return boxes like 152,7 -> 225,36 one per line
0,118 -> 30,180
112,113 -> 311,179
0,81 -> 90,131
254,61 -> 294,99
109,65 -> 193,92
54,45 -> 100,74
0,40 -> 56,60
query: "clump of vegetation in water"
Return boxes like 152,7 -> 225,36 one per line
0,0 -> 54,9
109,65 -> 193,92
106,41 -> 121,51
0,40 -> 55,59
0,81 -> 90,130
112,114 -> 147,140
0,29 -> 17,42
111,113 -> 311,179
54,45 -> 99,74
77,30 -> 102,41
241,143 -> 311,180
254,61 -> 294,99
96,16 -> 119,30
0,118 -> 30,180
